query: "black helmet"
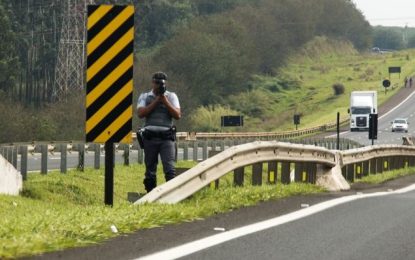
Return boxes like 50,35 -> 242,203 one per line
152,72 -> 167,81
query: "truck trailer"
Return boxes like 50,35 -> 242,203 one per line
349,91 -> 377,131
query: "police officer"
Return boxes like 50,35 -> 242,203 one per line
137,72 -> 181,193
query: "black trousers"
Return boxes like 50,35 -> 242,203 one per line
143,138 -> 176,192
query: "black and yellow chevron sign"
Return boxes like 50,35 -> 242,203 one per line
86,5 -> 134,144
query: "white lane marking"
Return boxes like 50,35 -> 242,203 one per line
136,183 -> 415,260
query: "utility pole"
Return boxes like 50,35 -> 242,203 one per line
53,0 -> 94,99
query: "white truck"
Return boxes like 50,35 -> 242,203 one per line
349,91 -> 377,131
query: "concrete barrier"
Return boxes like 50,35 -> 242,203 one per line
0,154 -> 22,196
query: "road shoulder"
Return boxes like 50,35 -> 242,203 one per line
26,174 -> 415,260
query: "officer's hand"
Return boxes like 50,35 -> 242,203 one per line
159,95 -> 168,104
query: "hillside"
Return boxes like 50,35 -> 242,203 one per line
189,37 -> 415,132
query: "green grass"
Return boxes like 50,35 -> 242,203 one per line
0,162 -> 324,258
355,167 -> 415,184
245,37 -> 415,131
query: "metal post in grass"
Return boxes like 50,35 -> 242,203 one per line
362,161 -> 369,176
77,143 -> 85,172
123,144 -> 130,166
94,143 -> 100,169
355,162 -> 363,179
138,147 -> 144,164
183,142 -> 188,161
193,141 -> 198,162
337,112 -> 340,150
294,162 -> 305,182
20,146 -> 28,180
409,156 -> 415,167
202,141 -> 208,160
234,167 -> 244,186
376,158 -> 383,174
267,161 -> 278,184
105,142 -> 115,206
346,164 -> 355,182
308,163 -> 317,184
12,146 -> 18,168
281,162 -> 291,184
41,144 -> 48,175
341,166 -> 347,179
369,158 -> 376,174
252,163 -> 263,186
60,144 -> 67,174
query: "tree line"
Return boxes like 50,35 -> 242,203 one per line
0,0 -> 373,141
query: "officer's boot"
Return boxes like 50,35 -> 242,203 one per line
143,178 -> 156,193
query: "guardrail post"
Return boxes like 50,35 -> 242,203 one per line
234,167 -> 244,186
356,162 -> 364,179
369,159 -> 377,174
41,144 -> 48,175
220,140 -> 225,151
397,156 -> 404,169
193,141 -> 198,162
346,164 -> 355,182
341,166 -> 347,179
138,147 -> 144,164
294,162 -> 305,182
123,144 -> 130,166
383,158 -> 390,172
307,163 -> 317,184
60,144 -> 67,173
12,146 -> 18,168
281,162 -> 291,184
388,157 -> 395,171
362,161 -> 369,176
20,145 -> 28,180
183,142 -> 188,161
252,163 -> 263,186
77,143 -> 85,172
404,156 -> 409,168
409,156 -> 415,167
376,158 -> 384,174
94,144 -> 100,169
267,161 -> 277,184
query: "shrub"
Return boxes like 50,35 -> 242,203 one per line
332,83 -> 345,96
189,105 -> 240,132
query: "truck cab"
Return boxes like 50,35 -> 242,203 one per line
349,91 -> 377,132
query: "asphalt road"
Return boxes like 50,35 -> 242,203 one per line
341,90 -> 415,145
179,188 -> 415,260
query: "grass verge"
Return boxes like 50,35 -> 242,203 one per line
355,167 -> 415,184
0,162 -> 324,258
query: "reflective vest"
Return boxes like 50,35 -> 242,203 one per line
144,94 -> 173,127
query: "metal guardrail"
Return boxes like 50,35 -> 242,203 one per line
340,145 -> 415,182
136,142 -> 415,204
131,117 -> 349,141
0,137 -> 360,179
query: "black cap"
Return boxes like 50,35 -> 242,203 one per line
152,72 -> 167,81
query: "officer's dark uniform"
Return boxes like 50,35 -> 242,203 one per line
137,84 -> 180,193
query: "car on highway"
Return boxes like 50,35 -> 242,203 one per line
391,118 -> 409,133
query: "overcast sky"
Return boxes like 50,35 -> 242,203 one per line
353,0 -> 415,27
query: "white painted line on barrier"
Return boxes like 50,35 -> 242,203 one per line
136,183 -> 415,260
